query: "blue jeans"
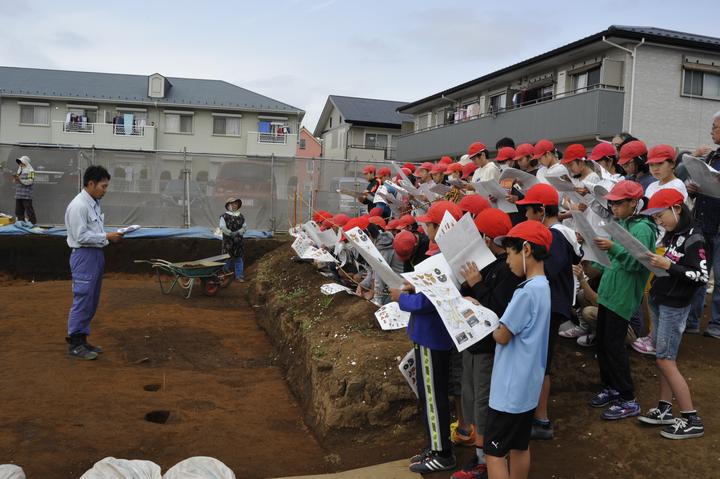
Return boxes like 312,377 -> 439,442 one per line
687,233 -> 720,334
650,301 -> 691,360
225,256 -> 244,279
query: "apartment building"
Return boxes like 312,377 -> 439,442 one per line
397,25 -> 720,162
313,95 -> 414,161
0,66 -> 304,156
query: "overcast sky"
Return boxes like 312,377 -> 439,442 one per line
0,0 -> 717,131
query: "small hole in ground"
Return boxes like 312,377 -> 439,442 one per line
145,410 -> 170,424
143,384 -> 161,392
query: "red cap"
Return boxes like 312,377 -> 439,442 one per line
532,139 -> 555,159
369,206 -> 384,217
513,143 -> 534,160
368,216 -> 386,227
439,156 -> 453,165
560,144 -> 587,164
461,163 -> 478,179
320,218 -> 333,231
402,162 -> 416,173
398,214 -> 417,229
377,166 -> 392,177
393,230 -> 418,261
474,208 -> 512,239
459,194 -> 491,215
418,162 -> 435,172
647,144 -> 677,164
496,147 -> 516,163
494,220 -> 553,251
343,216 -> 370,232
384,219 -> 400,231
604,180 -> 644,201
362,165 -> 376,175
395,167 -> 412,182
618,140 -> 648,165
312,210 -> 333,222
516,183 -> 559,206
467,142 -> 487,159
430,163 -> 447,175
330,213 -> 350,227
588,142 -> 617,161
446,162 -> 463,173
641,188 -> 685,216
416,200 -> 463,225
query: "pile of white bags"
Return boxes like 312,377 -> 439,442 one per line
79,456 -> 235,479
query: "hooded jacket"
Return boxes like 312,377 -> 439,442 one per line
14,157 -> 35,200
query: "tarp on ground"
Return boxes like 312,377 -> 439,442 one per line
0,224 -> 272,240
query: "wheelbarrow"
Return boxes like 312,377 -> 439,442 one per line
134,254 -> 234,299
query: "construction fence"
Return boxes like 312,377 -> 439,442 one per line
0,143 -> 388,232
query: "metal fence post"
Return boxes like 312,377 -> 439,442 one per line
270,154 -> 276,233
182,147 -> 190,228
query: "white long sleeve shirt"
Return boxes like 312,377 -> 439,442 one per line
65,189 -> 108,248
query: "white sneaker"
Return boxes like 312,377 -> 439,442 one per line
577,333 -> 596,347
559,324 -> 589,339
631,335 -> 656,355
559,320 -> 575,333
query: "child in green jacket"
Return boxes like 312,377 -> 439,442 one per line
589,180 -> 657,420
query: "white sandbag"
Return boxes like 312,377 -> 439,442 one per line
79,457 -> 162,479
0,465 -> 26,479
163,457 -> 235,479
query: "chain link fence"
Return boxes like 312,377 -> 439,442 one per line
0,143 -> 392,232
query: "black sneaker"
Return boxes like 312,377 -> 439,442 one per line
530,419 -> 554,440
409,451 -> 456,474
638,404 -> 674,425
68,344 -> 98,360
409,447 -> 431,464
661,416 -> 705,440
84,341 -> 103,354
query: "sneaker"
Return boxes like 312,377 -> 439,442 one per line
589,388 -> 620,408
601,400 -> 641,420
660,416 -> 705,440
559,319 -> 575,333
409,451 -> 456,474
451,457 -> 487,479
409,447 -> 430,464
451,423 -> 476,446
559,324 -> 589,339
84,341 -> 103,354
703,329 -> 720,339
577,333 -> 596,347
638,405 -> 674,425
631,336 -> 656,355
68,344 -> 98,361
530,419 -> 554,440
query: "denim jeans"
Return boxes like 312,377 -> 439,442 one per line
649,301 -> 691,360
225,256 -> 244,279
687,233 -> 720,334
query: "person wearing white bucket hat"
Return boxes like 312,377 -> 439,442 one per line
13,155 -> 37,224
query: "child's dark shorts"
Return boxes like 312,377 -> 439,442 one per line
483,407 -> 535,457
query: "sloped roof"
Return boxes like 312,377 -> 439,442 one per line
399,25 -> 720,113
0,66 -> 304,115
313,95 -> 413,136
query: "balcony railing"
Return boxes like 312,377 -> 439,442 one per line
58,121 -> 148,137
113,124 -> 146,136
256,132 -> 288,144
62,121 -> 94,134
408,84 -> 624,136
348,144 -> 397,160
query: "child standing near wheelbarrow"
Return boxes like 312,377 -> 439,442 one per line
219,197 -> 247,282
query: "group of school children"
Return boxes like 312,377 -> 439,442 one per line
306,112 -> 720,479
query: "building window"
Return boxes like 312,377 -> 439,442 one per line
306,160 -> 314,174
514,84 -> 554,107
683,69 -> 720,99
329,117 -> 333,128
489,93 -> 507,113
416,112 -> 431,131
166,113 -> 193,133
573,66 -> 601,93
213,116 -> 241,136
365,133 -> 388,149
299,138 -> 307,149
19,105 -> 49,125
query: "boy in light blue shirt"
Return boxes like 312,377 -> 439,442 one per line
485,220 -> 552,479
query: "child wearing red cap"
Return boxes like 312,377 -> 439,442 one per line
360,166 -> 380,213
451,209 -> 522,479
357,223 -> 405,305
372,168 -> 396,218
483,220 -> 552,479
618,140 -> 654,192
389,201 -> 463,474
534,140 -> 568,185
589,180 -> 657,420
645,144 -> 688,200
514,143 -> 538,176
468,142 -> 501,183
562,144 -> 601,195
637,189 -> 707,439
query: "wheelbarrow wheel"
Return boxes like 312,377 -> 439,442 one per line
202,278 -> 220,297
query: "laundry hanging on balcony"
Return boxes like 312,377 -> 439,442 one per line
123,114 -> 134,135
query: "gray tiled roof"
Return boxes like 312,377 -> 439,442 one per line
612,25 -> 720,47
330,95 -> 414,126
0,66 -> 303,114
